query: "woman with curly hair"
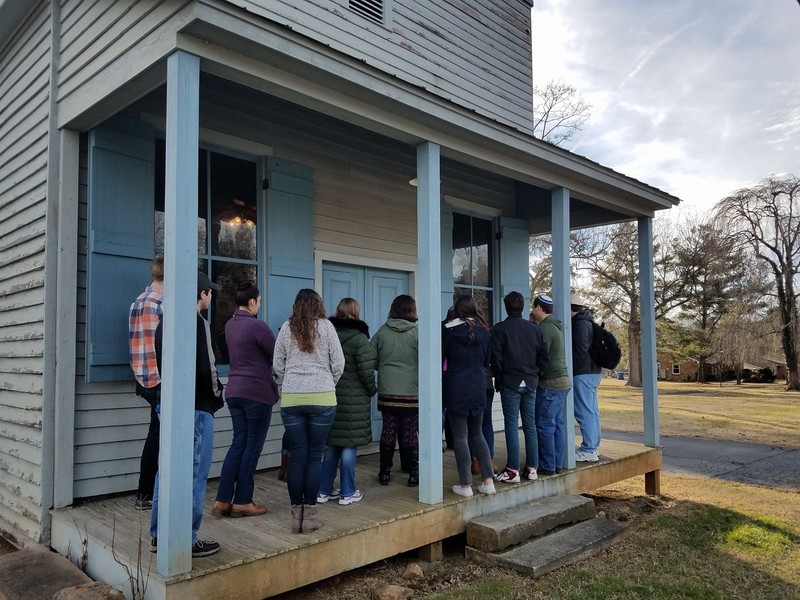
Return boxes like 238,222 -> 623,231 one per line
274,289 -> 344,533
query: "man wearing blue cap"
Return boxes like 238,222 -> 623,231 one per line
530,294 -> 572,475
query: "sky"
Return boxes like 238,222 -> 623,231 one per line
531,0 -> 800,215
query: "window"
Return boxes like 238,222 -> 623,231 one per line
672,363 -> 681,375
154,140 -> 259,363
452,212 -> 494,322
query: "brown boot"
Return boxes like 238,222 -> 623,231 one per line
211,501 -> 232,518
278,454 -> 289,482
471,456 -> 480,475
302,505 -> 321,533
291,505 -> 303,533
230,502 -> 267,517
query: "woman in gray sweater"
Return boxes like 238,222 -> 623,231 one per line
274,289 -> 344,533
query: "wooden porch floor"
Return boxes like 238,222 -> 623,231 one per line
50,437 -> 660,600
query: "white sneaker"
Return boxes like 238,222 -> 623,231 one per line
317,488 -> 340,503
477,482 -> 496,495
338,490 -> 363,505
575,450 -> 599,462
452,485 -> 474,497
524,466 -> 538,481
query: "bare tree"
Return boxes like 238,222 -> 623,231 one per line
715,175 -> 800,390
532,80 -> 591,147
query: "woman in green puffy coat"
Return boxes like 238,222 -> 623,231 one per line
317,298 -> 376,506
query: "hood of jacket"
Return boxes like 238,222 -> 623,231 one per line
543,315 -> 564,332
443,319 -> 481,346
385,317 -> 417,333
329,316 -> 370,343
573,309 -> 594,324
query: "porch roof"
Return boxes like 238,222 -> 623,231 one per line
56,1 -> 680,228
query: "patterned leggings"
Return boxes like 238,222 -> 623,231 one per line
380,413 -> 419,449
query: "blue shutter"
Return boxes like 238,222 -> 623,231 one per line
86,117 -> 155,382
440,202 -> 454,318
499,216 -> 531,317
265,158 -> 315,332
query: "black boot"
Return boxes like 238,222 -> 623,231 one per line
399,442 -> 410,473
379,444 -> 394,485
403,447 -> 419,487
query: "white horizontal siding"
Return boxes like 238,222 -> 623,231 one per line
226,0 -> 534,133
0,0 -> 50,544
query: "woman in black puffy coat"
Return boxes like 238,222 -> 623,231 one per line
443,295 -> 496,497
318,298 -> 376,506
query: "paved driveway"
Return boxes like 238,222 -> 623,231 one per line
602,430 -> 799,491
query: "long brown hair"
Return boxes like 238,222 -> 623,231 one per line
335,297 -> 361,320
388,294 -> 418,322
453,294 -> 488,343
289,289 -> 327,353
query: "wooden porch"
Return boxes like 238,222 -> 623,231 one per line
50,437 -> 660,600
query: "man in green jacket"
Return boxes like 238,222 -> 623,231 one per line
530,294 -> 572,475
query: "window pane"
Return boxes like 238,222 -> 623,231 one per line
452,212 -> 471,285
209,261 -> 258,365
210,153 -> 257,260
471,217 -> 492,287
471,289 -> 493,324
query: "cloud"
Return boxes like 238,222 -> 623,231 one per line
532,0 -> 800,211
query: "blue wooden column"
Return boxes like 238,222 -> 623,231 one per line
638,216 -> 659,448
638,216 -> 661,494
551,188 -> 575,469
158,50 -> 200,575
417,142 -> 443,505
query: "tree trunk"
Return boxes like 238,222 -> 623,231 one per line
777,270 -> 800,391
625,319 -> 642,388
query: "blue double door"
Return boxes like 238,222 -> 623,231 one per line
322,263 -> 410,441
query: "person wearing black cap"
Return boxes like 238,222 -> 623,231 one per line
570,294 -> 602,462
150,271 -> 225,558
530,294 -> 571,475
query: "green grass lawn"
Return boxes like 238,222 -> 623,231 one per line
599,379 -> 800,448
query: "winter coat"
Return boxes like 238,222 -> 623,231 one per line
327,317 -> 376,447
490,316 -> 549,391
224,309 -> 279,405
572,310 -> 601,375
538,315 -> 570,387
442,319 -> 491,416
372,318 -> 418,413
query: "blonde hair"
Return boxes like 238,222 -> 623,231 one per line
335,297 -> 361,320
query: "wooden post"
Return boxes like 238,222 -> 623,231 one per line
158,50 -> 200,576
416,141 -> 443,505
645,470 -> 661,495
418,540 -> 443,562
551,188 -> 575,469
638,216 -> 660,448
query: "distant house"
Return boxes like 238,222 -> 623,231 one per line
657,352 -> 704,382
0,0 -> 678,554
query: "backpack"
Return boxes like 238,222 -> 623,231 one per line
589,322 -> 622,370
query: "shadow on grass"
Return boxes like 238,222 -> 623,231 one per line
425,500 -> 800,600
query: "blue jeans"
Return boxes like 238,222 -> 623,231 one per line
535,387 -> 569,472
573,374 -> 602,452
216,397 -> 272,504
150,410 -> 214,544
281,405 -> 336,506
319,446 -> 358,497
500,385 -> 537,470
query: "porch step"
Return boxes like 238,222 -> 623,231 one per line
0,548 -> 92,600
466,494 -> 596,551
466,517 -> 630,578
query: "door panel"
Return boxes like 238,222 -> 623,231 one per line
322,263 -> 409,441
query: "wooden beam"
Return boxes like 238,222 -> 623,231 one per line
416,141 -> 443,505
638,216 -> 660,448
645,470 -> 661,495
418,540 -> 443,562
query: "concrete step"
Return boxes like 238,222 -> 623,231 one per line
466,517 -> 630,578
466,494 -> 596,551
0,548 -> 92,600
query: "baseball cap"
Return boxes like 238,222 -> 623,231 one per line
197,271 -> 221,292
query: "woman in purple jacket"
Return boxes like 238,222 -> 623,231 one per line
212,281 -> 279,518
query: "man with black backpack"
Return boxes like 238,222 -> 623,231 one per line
570,294 -> 602,462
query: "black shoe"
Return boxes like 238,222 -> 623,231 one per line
378,469 -> 391,486
150,537 -> 157,553
407,473 -> 419,487
135,495 -> 153,510
538,469 -> 557,476
192,539 -> 220,557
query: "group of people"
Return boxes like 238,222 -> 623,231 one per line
128,255 -> 603,559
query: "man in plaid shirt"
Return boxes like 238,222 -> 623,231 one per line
128,255 -> 164,510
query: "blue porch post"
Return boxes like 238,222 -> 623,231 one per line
638,216 -> 661,494
417,141 -> 443,505
158,50 -> 200,575
551,188 -> 575,469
